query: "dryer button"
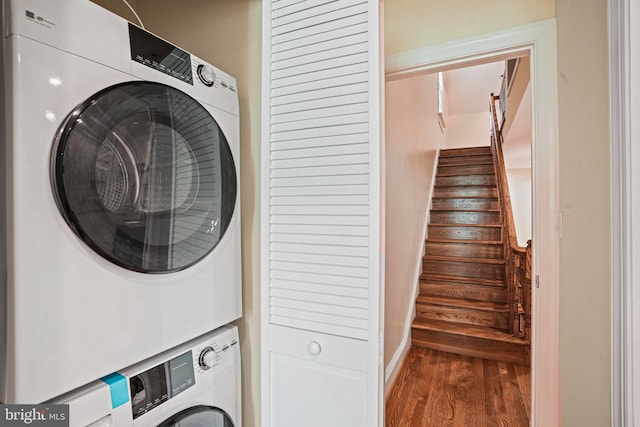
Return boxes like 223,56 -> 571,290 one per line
197,64 -> 216,87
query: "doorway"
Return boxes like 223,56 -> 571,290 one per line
385,57 -> 533,425
383,20 -> 560,427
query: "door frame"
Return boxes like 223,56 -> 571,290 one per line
610,0 -> 639,425
385,19 -> 560,426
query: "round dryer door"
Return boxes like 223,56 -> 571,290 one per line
51,81 -> 237,273
157,405 -> 235,427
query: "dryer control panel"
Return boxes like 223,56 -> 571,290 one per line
129,23 -> 193,85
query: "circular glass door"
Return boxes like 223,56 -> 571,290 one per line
51,81 -> 237,273
157,405 -> 234,427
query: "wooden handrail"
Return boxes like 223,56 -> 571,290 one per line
489,94 -> 530,339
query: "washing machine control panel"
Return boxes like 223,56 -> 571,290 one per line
126,328 -> 239,421
129,350 -> 196,420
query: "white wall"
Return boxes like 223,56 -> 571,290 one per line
504,132 -> 533,247
506,168 -> 532,246
556,0 -> 611,424
90,0 -> 138,23
385,0 -> 555,55
444,112 -> 491,149
384,73 -> 443,386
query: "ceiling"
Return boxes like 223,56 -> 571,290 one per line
444,61 -> 505,116
443,60 -> 532,168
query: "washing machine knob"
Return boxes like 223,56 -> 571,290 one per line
197,64 -> 216,87
198,346 -> 217,370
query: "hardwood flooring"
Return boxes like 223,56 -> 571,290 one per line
386,347 -> 530,427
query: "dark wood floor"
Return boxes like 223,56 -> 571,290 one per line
386,347 -> 530,427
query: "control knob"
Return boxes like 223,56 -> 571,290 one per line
198,346 -> 217,370
197,64 -> 216,87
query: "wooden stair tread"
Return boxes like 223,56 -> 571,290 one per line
436,176 -> 497,186
431,195 -> 498,200
433,189 -> 498,199
429,223 -> 501,228
435,182 -> 496,186
412,318 -> 527,345
438,159 -> 494,166
434,184 -> 496,188
420,281 -> 507,303
423,254 -> 505,264
436,171 -> 494,177
431,196 -> 498,200
416,295 -> 508,312
425,240 -> 504,260
439,147 -> 492,156
420,274 -> 506,287
431,208 -> 500,212
426,238 -> 502,245
433,185 -> 497,192
435,183 -> 497,188
433,189 -> 498,194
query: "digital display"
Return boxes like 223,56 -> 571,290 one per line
129,351 -> 195,420
129,23 -> 193,84
130,365 -> 169,419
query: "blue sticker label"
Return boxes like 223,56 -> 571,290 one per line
100,373 -> 129,409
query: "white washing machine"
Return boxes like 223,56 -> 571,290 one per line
51,325 -> 241,427
0,0 -> 241,403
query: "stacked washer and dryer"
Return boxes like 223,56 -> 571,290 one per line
0,0 -> 242,425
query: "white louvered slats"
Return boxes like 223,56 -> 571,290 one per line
263,1 -> 382,425
267,0 -> 372,341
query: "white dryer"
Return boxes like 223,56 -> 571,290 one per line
51,325 -> 241,427
0,0 -> 241,403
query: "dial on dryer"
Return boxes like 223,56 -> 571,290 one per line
197,64 -> 216,87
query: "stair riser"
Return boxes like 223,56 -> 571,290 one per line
436,174 -> 496,187
423,260 -> 506,281
432,198 -> 499,211
420,282 -> 507,303
439,147 -> 492,157
428,226 -> 501,241
425,241 -> 503,259
412,328 -> 529,365
438,155 -> 494,166
433,187 -> 498,198
438,164 -> 495,176
415,303 -> 509,329
430,211 -> 500,225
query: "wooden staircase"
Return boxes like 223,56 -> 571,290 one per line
412,146 -> 530,365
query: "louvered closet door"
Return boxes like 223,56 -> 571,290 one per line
262,1 -> 383,426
